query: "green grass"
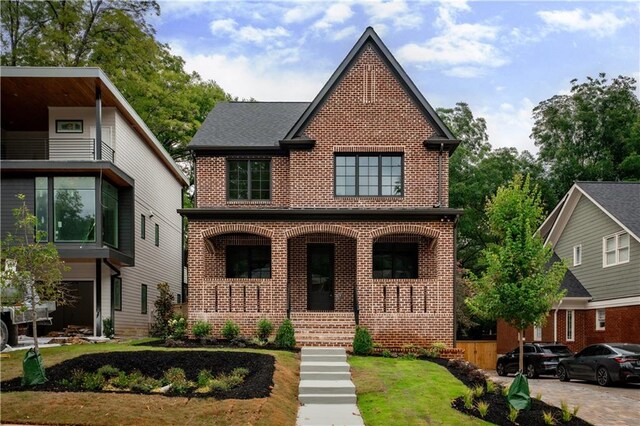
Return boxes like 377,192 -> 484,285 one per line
349,356 -> 489,426
0,339 -> 299,426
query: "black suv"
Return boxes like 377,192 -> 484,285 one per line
497,343 -> 574,378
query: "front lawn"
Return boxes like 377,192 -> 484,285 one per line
349,356 -> 488,426
0,339 -> 299,426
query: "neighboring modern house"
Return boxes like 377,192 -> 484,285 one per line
497,182 -> 640,354
180,27 -> 462,348
1,67 -> 187,338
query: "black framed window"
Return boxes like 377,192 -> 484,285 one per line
113,276 -> 122,311
373,243 -> 418,278
141,284 -> 148,314
226,245 -> 271,278
141,214 -> 146,239
35,177 -> 49,242
155,224 -> 159,246
227,159 -> 271,200
102,180 -> 119,248
335,154 -> 402,196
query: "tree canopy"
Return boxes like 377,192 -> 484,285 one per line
532,73 -> 640,201
1,0 -> 231,167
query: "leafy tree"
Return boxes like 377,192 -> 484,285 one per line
466,175 -> 566,371
1,0 -> 231,168
0,194 -> 71,354
532,73 -> 640,200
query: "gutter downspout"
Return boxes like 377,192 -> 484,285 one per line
553,299 -> 563,343
436,143 -> 443,207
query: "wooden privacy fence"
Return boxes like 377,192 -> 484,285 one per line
456,341 -> 497,370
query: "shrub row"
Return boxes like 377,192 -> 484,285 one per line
182,318 -> 296,349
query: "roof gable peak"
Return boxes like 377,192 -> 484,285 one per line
283,27 -> 455,141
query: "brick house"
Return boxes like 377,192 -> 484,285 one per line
497,182 -> 640,354
180,27 -> 462,348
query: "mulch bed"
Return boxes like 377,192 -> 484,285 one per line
426,358 -> 592,426
134,338 -> 300,352
0,350 -> 275,399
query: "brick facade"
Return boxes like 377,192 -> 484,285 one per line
497,305 -> 640,354
186,37 -> 458,348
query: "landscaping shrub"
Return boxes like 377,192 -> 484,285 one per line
150,282 -> 175,338
197,370 -> 213,387
102,317 -> 115,338
476,401 -> 489,418
96,365 -> 120,378
424,342 -> 447,358
256,318 -> 274,340
381,349 -> 392,358
82,372 -> 106,391
274,319 -> 295,349
352,326 -> 373,355
221,320 -> 240,340
168,314 -> 187,340
164,367 -> 194,395
192,320 -> 212,339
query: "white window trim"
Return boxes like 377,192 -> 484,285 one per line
603,231 -> 630,268
596,308 -> 606,331
534,325 -> 542,341
573,244 -> 582,266
566,310 -> 575,342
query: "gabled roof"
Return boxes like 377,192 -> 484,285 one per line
283,27 -> 455,141
189,102 -> 310,150
541,181 -> 640,246
549,253 -> 591,298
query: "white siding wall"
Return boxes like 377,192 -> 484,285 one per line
112,111 -> 183,334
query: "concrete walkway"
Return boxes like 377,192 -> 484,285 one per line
487,371 -> 640,426
297,347 -> 364,426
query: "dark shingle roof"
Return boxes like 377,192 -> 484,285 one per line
189,102 -> 310,149
577,182 -> 640,238
550,253 -> 591,298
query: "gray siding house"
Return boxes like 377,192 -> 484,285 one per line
499,182 -> 639,352
1,67 -> 187,337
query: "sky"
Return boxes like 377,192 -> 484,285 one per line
153,0 -> 640,154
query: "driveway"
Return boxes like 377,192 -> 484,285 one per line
486,371 -> 639,426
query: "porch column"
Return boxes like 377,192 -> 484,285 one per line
271,233 -> 288,314
356,235 -> 372,314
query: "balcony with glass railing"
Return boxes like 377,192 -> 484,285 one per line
1,138 -> 114,162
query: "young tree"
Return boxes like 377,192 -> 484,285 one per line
0,195 -> 70,354
466,175 -> 566,372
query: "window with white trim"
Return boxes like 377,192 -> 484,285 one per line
534,325 -> 542,341
603,232 -> 629,267
596,309 -> 605,330
573,245 -> 582,266
566,310 -> 574,341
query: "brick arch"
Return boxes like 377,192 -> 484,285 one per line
284,224 -> 359,240
201,224 -> 273,240
370,224 -> 440,240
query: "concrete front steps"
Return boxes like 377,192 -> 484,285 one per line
291,312 -> 356,348
298,347 -> 356,405
297,347 -> 364,425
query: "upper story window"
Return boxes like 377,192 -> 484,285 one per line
573,245 -> 582,266
335,154 -> 403,197
53,177 -> 96,242
603,232 -> 629,267
102,181 -> 119,248
227,159 -> 271,201
372,243 -> 418,279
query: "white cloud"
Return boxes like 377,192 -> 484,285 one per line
283,4 -> 325,24
359,0 -> 423,29
396,3 -> 506,77
171,42 -> 328,101
313,3 -> 354,30
209,19 -> 290,45
210,18 -> 237,33
481,98 -> 537,154
537,8 -> 628,37
330,26 -> 359,41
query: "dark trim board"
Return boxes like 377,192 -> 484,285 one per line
179,207 -> 463,221
1,160 -> 135,187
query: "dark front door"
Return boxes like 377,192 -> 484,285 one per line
307,244 -> 334,310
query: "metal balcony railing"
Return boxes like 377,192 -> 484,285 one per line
1,138 -> 114,162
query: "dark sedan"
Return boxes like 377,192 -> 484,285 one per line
496,343 -> 573,378
557,343 -> 640,386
